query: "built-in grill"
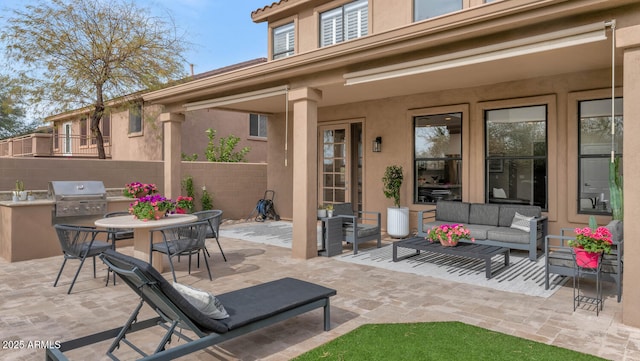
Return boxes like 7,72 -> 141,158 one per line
49,181 -> 108,224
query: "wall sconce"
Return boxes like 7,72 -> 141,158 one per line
372,137 -> 382,152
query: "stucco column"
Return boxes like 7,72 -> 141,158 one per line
288,87 -> 322,259
617,25 -> 640,327
160,112 -> 185,200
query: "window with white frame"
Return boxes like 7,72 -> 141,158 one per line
128,104 -> 142,134
273,22 -> 295,60
320,0 -> 368,47
250,113 -> 267,138
414,0 -> 462,22
485,105 -> 547,210
578,98 -> 623,214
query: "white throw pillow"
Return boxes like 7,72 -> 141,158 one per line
493,188 -> 507,199
173,282 -> 229,319
510,212 -> 534,232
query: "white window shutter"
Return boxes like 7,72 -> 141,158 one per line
273,23 -> 295,59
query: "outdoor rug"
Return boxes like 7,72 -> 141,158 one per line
219,221 -> 567,298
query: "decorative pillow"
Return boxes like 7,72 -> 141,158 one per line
510,212 -> 534,232
493,188 -> 507,199
173,282 -> 229,319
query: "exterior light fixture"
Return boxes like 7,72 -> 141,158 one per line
373,137 -> 382,152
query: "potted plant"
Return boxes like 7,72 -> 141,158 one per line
426,224 -> 474,247
129,194 -> 175,221
124,182 -> 158,198
174,195 -> 194,214
325,204 -> 334,218
568,217 -> 613,268
317,206 -> 327,218
382,165 -> 409,238
14,180 -> 27,201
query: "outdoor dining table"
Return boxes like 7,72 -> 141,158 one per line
95,213 -> 197,272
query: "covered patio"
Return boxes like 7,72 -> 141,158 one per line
1,222 -> 637,360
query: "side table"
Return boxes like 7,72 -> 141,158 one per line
572,249 -> 603,316
318,216 -> 343,257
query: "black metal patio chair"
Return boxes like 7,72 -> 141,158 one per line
53,224 -> 113,294
193,210 -> 227,262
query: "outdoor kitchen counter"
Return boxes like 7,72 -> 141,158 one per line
0,196 -> 132,262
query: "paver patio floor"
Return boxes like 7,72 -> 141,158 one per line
1,222 -> 638,360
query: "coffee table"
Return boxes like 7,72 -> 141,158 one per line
393,236 -> 510,279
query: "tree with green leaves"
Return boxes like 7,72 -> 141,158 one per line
0,75 -> 35,138
204,128 -> 251,162
0,0 -> 189,158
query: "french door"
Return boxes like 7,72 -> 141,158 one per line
319,125 -> 351,206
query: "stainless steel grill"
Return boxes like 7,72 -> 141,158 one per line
49,181 -> 108,222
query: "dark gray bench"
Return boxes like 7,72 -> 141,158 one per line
418,201 -> 548,261
46,249 -> 337,361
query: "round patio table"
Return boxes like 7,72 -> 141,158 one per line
95,213 -> 197,272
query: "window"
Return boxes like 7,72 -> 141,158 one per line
128,104 -> 142,134
273,22 -> 295,60
578,98 -> 623,214
414,0 -> 462,22
79,118 -> 88,146
249,114 -> 267,138
102,113 -> 110,144
53,125 -> 59,149
320,0 -> 368,47
414,113 -> 462,203
485,105 -> 547,209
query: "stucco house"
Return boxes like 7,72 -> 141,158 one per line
134,0 -> 639,325
3,59 -> 269,162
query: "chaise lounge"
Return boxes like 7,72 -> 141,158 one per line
45,249 -> 337,360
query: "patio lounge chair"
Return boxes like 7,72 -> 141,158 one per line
45,249 -> 337,361
53,224 -> 113,294
333,202 -> 382,254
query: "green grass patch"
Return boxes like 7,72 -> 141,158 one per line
293,322 -> 606,361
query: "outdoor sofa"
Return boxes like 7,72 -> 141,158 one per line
417,201 -> 548,261
45,249 -> 337,360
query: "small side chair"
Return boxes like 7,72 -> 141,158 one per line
53,224 -> 113,294
193,210 -> 227,262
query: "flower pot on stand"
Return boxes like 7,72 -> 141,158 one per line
574,248 -> 601,268
387,207 -> 409,238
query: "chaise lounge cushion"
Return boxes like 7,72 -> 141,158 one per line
216,278 -> 336,330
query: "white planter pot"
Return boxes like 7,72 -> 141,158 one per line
18,191 -> 27,201
317,209 -> 327,218
387,207 -> 410,238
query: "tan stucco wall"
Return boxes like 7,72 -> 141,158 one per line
267,68 -> 620,235
0,158 -> 266,262
110,104 -> 164,161
182,109 -> 267,163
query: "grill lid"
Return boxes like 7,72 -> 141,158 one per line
49,181 -> 107,200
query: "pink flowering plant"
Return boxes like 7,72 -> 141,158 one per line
123,182 -> 158,198
129,194 -> 175,221
568,226 -> 613,254
427,224 -> 474,246
174,196 -> 194,214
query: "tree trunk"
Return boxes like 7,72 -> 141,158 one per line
93,84 -> 106,159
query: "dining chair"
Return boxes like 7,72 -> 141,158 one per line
103,211 -> 134,247
149,221 -> 211,282
193,210 -> 227,262
53,224 -> 113,294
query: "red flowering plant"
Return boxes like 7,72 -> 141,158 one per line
568,226 -> 613,254
123,182 -> 158,198
174,196 -> 194,214
129,194 -> 175,221
427,224 -> 474,246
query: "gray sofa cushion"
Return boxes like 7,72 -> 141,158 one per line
469,203 -> 500,226
464,224 -> 495,240
345,224 -> 380,238
486,227 -> 530,244
435,201 -> 469,223
498,205 -> 541,227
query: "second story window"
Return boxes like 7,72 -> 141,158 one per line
273,22 -> 295,60
250,114 -> 267,138
414,0 -> 462,22
80,117 -> 88,146
320,0 -> 368,47
129,104 -> 142,135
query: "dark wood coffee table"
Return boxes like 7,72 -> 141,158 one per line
392,237 -> 510,279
